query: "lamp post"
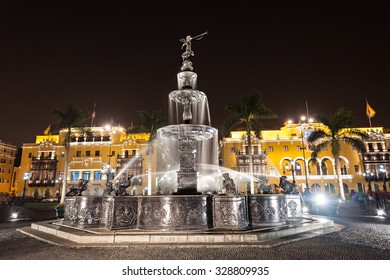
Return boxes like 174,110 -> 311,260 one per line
285,160 -> 296,186
22,172 -> 30,201
104,121 -> 114,185
299,116 -> 312,192
379,165 -> 387,193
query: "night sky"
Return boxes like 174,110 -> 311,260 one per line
1,1 -> 389,147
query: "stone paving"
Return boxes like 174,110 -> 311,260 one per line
1,216 -> 390,260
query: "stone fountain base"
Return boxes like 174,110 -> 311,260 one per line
19,193 -> 336,248
63,193 -> 303,230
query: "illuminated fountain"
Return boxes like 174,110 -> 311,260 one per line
62,32 -> 303,231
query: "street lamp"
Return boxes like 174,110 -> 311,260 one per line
22,172 -> 30,201
285,160 -> 296,186
104,121 -> 114,185
299,116 -> 312,192
379,165 -> 387,193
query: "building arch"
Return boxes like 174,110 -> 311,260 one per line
324,183 -> 335,194
279,157 -> 293,170
293,158 -> 304,175
307,158 -> 320,175
338,156 -> 350,175
311,183 -> 321,192
320,158 -> 334,175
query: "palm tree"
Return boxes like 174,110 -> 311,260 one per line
51,104 -> 90,204
222,92 -> 277,194
307,107 -> 368,201
128,110 -> 166,195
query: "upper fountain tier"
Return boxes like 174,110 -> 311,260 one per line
168,71 -> 210,125
167,32 -> 211,125
160,31 -> 216,146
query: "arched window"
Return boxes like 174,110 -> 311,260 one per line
311,183 -> 321,192
295,162 -> 302,176
321,162 -> 328,175
324,183 -> 335,194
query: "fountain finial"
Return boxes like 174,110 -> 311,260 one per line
179,31 -> 208,71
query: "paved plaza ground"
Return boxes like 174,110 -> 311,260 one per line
0,214 -> 389,260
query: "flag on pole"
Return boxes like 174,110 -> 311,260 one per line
91,103 -> 96,127
366,100 -> 376,118
43,125 -> 51,135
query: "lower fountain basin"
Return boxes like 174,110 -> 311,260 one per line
248,194 -> 288,226
64,196 -> 103,228
137,195 -> 212,230
64,193 -> 301,230
285,194 -> 303,221
102,196 -> 138,229
213,195 -> 249,229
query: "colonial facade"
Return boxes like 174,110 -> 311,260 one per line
15,125 -> 153,199
221,122 -> 390,195
0,140 -> 17,194
361,128 -> 390,192
12,122 -> 390,199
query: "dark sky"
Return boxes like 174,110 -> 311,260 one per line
1,1 -> 389,147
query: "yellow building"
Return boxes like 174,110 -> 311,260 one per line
14,122 -> 390,199
0,140 -> 17,194
16,125 -> 154,199
221,122 -> 389,195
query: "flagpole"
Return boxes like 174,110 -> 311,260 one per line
91,103 -> 96,127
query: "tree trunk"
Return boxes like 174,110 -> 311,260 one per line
334,155 -> 346,201
60,144 -> 70,205
247,132 -> 254,194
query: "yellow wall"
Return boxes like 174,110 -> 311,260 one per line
222,123 -> 374,194
16,126 -> 153,198
0,141 -> 17,193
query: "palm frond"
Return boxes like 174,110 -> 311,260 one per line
310,141 -> 329,161
51,105 -> 89,133
222,92 -> 277,137
341,136 -> 367,153
307,130 -> 330,144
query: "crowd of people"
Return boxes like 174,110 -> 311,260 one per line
302,187 -> 389,214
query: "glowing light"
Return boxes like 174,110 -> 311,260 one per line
11,213 -> 18,219
377,209 -> 385,216
315,194 -> 327,205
